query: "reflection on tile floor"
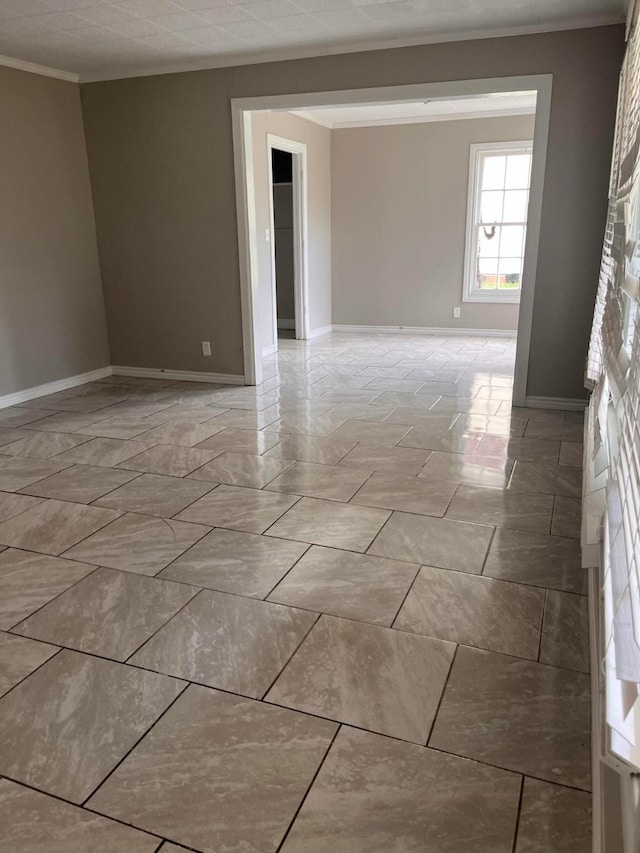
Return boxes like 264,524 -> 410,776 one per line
0,332 -> 590,851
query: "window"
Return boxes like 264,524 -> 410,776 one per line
463,141 -> 533,303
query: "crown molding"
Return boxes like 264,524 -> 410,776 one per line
0,53 -> 78,83
78,16 -> 623,83
293,105 -> 536,129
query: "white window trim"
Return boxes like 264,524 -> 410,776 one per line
462,139 -> 533,304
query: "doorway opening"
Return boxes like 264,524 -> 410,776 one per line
233,76 -> 552,404
266,137 -> 308,351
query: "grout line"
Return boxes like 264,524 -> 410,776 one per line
425,644 -> 458,746
275,724 -> 341,852
510,775 -> 526,853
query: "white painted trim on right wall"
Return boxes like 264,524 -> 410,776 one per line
525,395 -> 588,411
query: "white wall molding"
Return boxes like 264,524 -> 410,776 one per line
331,324 -> 516,338
308,325 -> 334,339
112,366 -> 244,385
525,395 -> 588,411
294,107 -> 536,130
0,366 -> 112,411
0,54 -> 78,84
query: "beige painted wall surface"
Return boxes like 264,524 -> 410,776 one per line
0,66 -> 109,398
81,25 -> 623,397
331,115 -> 535,331
251,110 -> 331,353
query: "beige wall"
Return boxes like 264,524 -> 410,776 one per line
251,110 -> 332,353
81,25 -> 624,398
0,66 -> 109,399
331,114 -> 535,331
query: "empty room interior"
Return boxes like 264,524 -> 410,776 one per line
1,2 -> 640,852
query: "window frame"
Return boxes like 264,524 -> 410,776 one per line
462,140 -> 533,304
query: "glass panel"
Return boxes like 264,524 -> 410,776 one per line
499,225 -> 525,257
502,190 -> 528,222
477,258 -> 498,289
497,257 -> 522,290
505,154 -> 531,189
477,224 -> 500,257
480,190 -> 503,223
481,155 -> 506,190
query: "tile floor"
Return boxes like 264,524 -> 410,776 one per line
0,331 -> 591,852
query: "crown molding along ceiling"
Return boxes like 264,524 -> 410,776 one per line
0,2 -> 628,85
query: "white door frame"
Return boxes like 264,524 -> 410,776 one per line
232,74 -> 552,400
267,134 -> 309,350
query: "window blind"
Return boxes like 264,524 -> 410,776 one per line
586,4 -> 640,771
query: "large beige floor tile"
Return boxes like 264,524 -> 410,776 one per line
552,496 -> 582,538
117,444 -> 217,477
419,450 -> 513,488
515,777 -> 592,852
0,779 -> 160,852
269,545 -> 418,626
266,497 -> 390,551
0,407 -> 57,429
369,511 -> 492,572
0,457 -> 70,492
281,727 -> 521,853
0,427 -> 28,447
266,460 -> 369,502
429,646 -> 591,789
540,590 -> 590,673
14,567 -> 197,661
18,464 -> 139,503
195,427 -> 282,454
159,527 -> 308,598
509,459 -> 582,498
74,417 -> 161,440
445,484 -> 553,532
267,615 -> 455,743
128,419 -> 227,447
54,437 -> 154,468
64,513 -> 209,575
559,441 -> 583,468
0,499 -> 120,556
398,424 -> 484,454
394,566 -> 544,659
132,590 -> 316,698
189,451 -> 292,488
176,484 -> 299,533
524,420 -> 585,442
351,472 -> 456,516
477,434 -> 560,461
329,420 -> 411,445
1,431 -> 92,459
263,433 -> 356,465
483,528 -> 586,593
0,650 -> 184,802
267,412 -> 348,438
88,686 -> 336,853
0,632 -> 58,697
338,442 -> 431,475
94,472 -> 214,517
0,549 -> 95,629
0,491 -> 41,522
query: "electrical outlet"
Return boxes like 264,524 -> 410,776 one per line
453,307 -> 461,319
202,341 -> 211,357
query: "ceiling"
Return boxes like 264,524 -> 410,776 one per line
291,91 -> 538,128
0,0 -> 627,82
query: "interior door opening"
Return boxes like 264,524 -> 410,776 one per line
271,148 -> 296,341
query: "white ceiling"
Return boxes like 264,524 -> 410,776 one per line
0,0 -> 627,82
291,91 -> 538,128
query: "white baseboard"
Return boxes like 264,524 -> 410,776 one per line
0,366 -> 112,411
112,366 -> 244,385
277,319 -> 295,330
525,395 -> 588,411
307,325 -> 334,339
331,324 -> 517,338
